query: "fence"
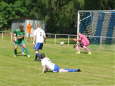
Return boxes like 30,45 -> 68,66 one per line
0,31 -> 115,51
46,33 -> 115,45
0,31 -> 12,40
0,31 -> 115,45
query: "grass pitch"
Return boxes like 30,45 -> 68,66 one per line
0,38 -> 115,86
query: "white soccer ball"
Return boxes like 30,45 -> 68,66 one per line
60,41 -> 64,46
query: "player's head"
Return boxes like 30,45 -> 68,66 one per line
40,53 -> 45,59
37,24 -> 41,28
77,33 -> 81,35
19,25 -> 24,32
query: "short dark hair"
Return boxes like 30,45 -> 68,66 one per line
19,25 -> 23,29
19,25 -> 24,31
41,53 -> 45,59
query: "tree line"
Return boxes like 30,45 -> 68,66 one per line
0,0 -> 115,33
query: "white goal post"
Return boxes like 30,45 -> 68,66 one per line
77,10 -> 115,44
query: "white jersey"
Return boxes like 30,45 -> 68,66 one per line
41,57 -> 55,71
33,28 -> 46,43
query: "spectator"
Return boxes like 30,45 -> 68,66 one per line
26,23 -> 32,38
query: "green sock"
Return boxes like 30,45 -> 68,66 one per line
14,49 -> 17,55
24,48 -> 29,55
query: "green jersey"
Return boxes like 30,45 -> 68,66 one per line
13,29 -> 25,41
13,29 -> 25,45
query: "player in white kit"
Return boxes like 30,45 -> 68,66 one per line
33,24 -> 46,61
40,53 -> 81,73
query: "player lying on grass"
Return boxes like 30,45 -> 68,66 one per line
40,53 -> 81,73
12,25 -> 30,57
73,33 -> 91,55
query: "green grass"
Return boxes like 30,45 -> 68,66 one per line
0,38 -> 115,86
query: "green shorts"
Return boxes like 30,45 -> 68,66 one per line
15,40 -> 25,46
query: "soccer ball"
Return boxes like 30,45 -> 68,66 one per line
60,41 -> 64,46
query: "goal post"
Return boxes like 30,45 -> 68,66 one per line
77,10 -> 115,44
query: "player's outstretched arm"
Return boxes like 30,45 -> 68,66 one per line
42,65 -> 47,73
32,36 -> 36,45
17,35 -> 24,39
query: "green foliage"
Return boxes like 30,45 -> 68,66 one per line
0,0 -> 115,32
0,1 -> 9,28
84,0 -> 114,10
0,0 -> 28,29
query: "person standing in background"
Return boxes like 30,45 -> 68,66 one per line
26,23 -> 32,39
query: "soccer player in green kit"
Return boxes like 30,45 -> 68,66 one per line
12,25 -> 30,58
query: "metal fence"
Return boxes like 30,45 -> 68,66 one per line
0,31 -> 115,45
0,31 -> 12,40
0,31 -> 115,51
46,33 -> 115,44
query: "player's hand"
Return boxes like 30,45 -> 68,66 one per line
33,41 -> 35,45
73,38 -> 77,42
17,36 -> 23,39
44,40 -> 46,44
13,37 -> 17,42
17,36 -> 21,39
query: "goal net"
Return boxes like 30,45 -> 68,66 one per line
77,10 -> 115,44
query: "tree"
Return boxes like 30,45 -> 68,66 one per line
0,1 -> 9,29
0,0 -> 115,33
84,0 -> 115,10
0,0 -> 28,30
